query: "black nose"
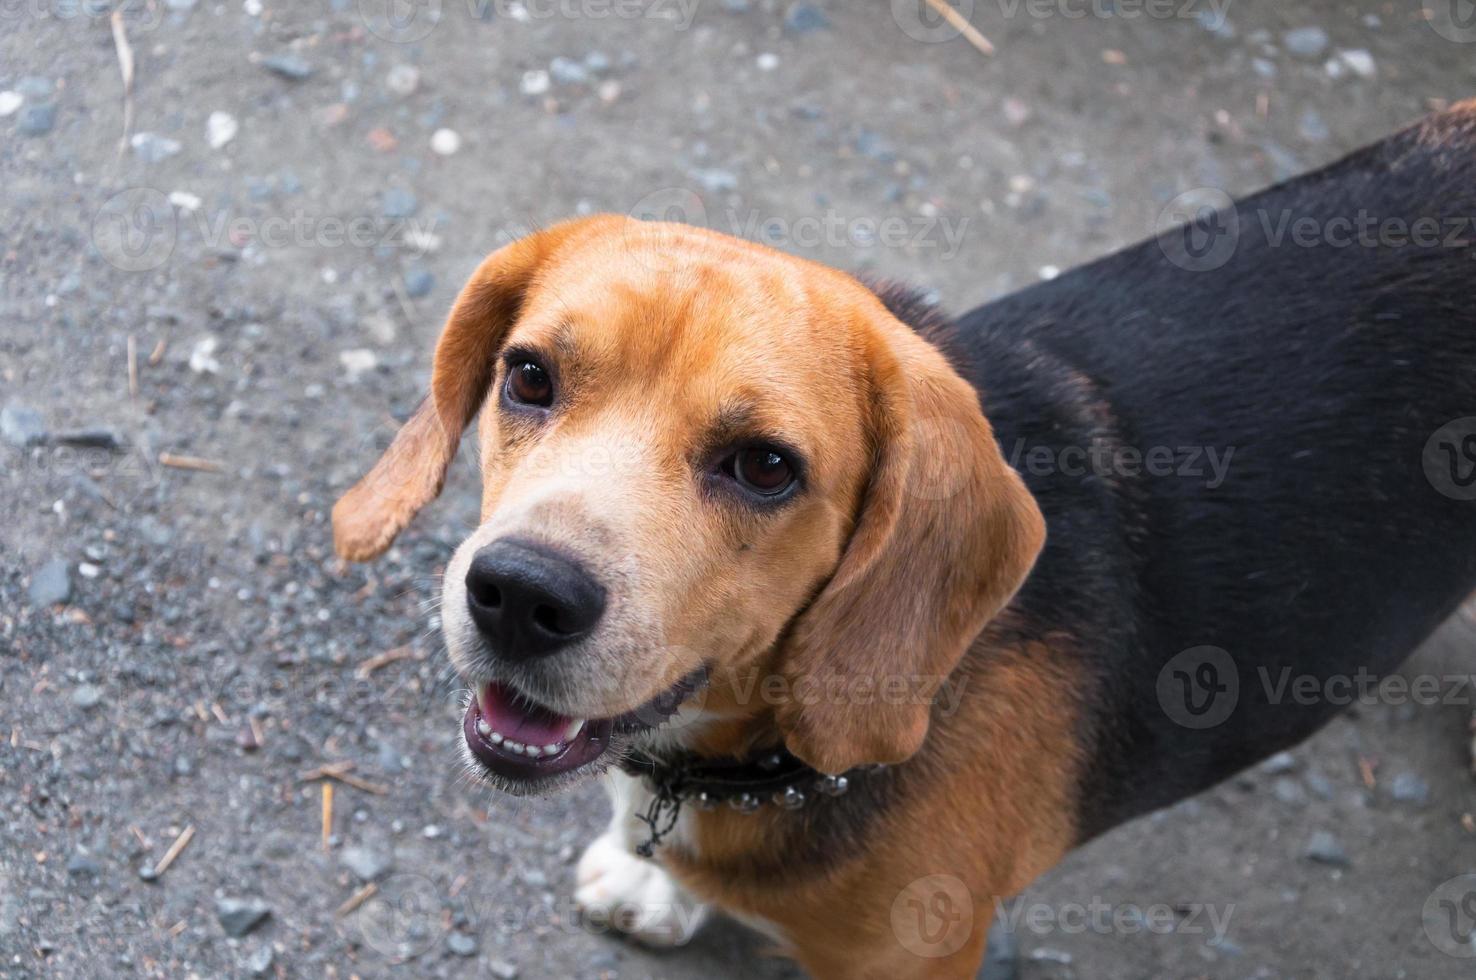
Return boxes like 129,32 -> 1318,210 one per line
464,540 -> 606,658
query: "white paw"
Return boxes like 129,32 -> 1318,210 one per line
574,833 -> 710,947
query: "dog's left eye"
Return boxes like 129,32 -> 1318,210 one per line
722,446 -> 796,497
506,360 -> 553,407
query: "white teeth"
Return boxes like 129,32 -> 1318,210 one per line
506,739 -> 525,754
475,719 -> 491,737
542,744 -> 562,757
563,718 -> 586,741
489,731 -> 504,745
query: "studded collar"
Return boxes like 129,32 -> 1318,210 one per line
618,746 -> 863,856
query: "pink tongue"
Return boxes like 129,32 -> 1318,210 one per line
478,682 -> 573,744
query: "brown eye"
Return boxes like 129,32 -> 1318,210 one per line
506,360 -> 552,407
730,447 -> 795,496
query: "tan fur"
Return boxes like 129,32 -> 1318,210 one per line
333,216 -> 1073,978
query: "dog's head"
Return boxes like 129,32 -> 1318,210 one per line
334,216 -> 1044,793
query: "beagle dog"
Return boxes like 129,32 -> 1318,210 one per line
333,103 -> 1476,978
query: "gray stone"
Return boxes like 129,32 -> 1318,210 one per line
16,76 -> 54,98
340,845 -> 393,881
446,931 -> 478,956
489,960 -> 519,979
17,104 -> 56,136
261,54 -> 314,81
245,945 -> 274,977
381,188 -> 418,219
1260,751 -> 1297,775
1271,777 -> 1306,806
783,3 -> 830,34
1283,26 -> 1329,58
2,403 -> 46,446
691,168 -> 737,193
1298,109 -> 1330,143
72,685 -> 104,709
1303,830 -> 1350,867
130,132 -> 183,164
1389,772 -> 1430,807
549,57 -> 589,86
66,851 -> 102,876
217,897 -> 272,937
29,559 -> 72,608
403,267 -> 435,298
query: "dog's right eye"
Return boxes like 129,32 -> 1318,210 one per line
506,360 -> 553,407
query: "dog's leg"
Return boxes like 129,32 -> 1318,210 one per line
574,770 -> 711,947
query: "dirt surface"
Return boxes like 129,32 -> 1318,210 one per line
4,1 -> 1476,977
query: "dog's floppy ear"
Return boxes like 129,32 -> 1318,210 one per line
332,218 -> 608,561
775,307 -> 1046,774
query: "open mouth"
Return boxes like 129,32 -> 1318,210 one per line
461,670 -> 704,784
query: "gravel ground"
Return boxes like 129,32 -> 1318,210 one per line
4,2 -> 1476,977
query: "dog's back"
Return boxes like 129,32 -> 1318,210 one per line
933,103 -> 1476,834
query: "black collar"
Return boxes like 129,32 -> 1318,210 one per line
618,747 -> 865,856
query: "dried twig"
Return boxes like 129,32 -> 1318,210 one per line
127,335 -> 138,399
300,761 -> 389,796
335,882 -> 378,918
321,782 -> 334,850
109,10 -> 135,157
151,824 -> 195,878
158,452 -> 225,473
355,645 -> 423,680
148,337 -> 167,366
924,0 -> 994,56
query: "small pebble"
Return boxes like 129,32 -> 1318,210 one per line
1389,772 -> 1430,807
1260,751 -> 1297,775
756,52 -> 780,72
1337,49 -> 1376,80
340,349 -> 378,380
0,92 -> 23,117
386,63 -> 420,96
783,2 -> 830,34
1298,109 -> 1330,143
17,104 -> 56,137
245,946 -> 274,978
261,54 -> 314,81
207,111 -> 238,149
489,961 -> 519,980
430,128 -> 461,155
520,70 -> 551,97
130,132 -> 182,163
403,267 -> 435,298
381,188 -> 418,219
72,685 -> 104,708
447,932 -> 478,956
28,559 -> 72,608
1,403 -> 46,447
340,845 -> 394,881
217,898 -> 272,937
549,56 -> 589,86
1303,830 -> 1350,867
1283,26 -> 1329,58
